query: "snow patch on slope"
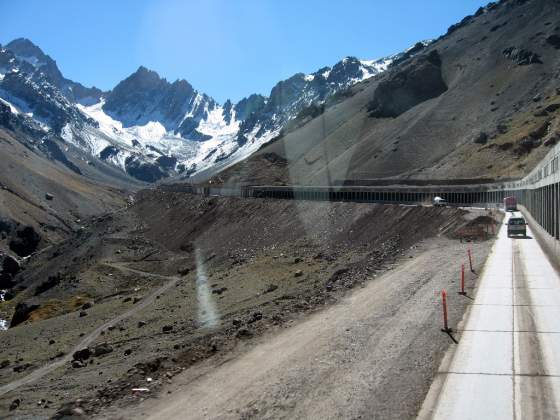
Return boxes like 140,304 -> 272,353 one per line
197,106 -> 239,139
178,93 -> 204,125
360,58 -> 393,78
76,99 -> 245,174
15,55 -> 45,68
0,97 -> 20,115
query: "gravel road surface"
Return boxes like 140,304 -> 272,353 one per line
105,236 -> 492,420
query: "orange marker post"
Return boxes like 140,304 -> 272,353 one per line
441,289 -> 451,333
459,264 -> 466,295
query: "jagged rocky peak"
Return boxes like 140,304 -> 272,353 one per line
105,66 -> 168,104
231,52 -> 397,142
267,73 -> 310,111
234,94 -> 267,121
5,38 -> 65,86
5,38 -> 56,70
223,99 -> 233,124
327,57 -> 364,84
124,66 -> 165,88
2,38 -> 103,105
103,66 -> 213,133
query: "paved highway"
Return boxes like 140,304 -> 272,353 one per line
420,213 -> 560,419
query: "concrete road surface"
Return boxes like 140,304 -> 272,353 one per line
420,213 -> 560,419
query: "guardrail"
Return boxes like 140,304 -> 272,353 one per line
161,183 -> 516,207
500,139 -> 560,242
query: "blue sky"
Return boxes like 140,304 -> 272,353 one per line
1,0 -> 488,103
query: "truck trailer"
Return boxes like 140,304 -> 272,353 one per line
503,196 -> 517,212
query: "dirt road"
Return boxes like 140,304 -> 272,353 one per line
104,236 -> 492,420
0,264 -> 182,397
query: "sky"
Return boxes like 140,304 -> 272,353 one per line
0,0 -> 489,103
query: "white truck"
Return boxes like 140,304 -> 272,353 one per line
433,196 -> 448,207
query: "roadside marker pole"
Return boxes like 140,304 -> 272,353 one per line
459,264 -> 466,295
441,290 -> 451,333
468,248 -> 473,272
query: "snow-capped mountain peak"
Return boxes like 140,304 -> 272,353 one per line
0,38 -> 428,182
5,38 -> 52,70
2,38 -> 104,105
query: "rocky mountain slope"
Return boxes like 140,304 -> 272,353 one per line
0,102 -> 136,262
210,0 -> 560,187
0,38 -> 421,183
